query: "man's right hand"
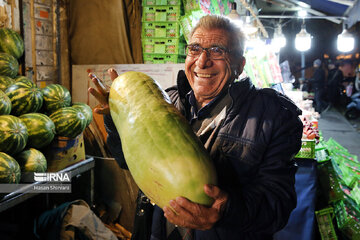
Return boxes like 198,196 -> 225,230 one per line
88,68 -> 118,115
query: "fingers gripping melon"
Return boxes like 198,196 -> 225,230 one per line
109,71 -> 217,208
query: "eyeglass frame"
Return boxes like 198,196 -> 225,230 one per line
185,44 -> 231,60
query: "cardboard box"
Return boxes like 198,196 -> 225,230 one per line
295,139 -> 316,159
42,133 -> 85,172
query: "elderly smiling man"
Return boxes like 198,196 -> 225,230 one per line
89,14 -> 303,240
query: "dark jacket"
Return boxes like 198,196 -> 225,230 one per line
327,68 -> 342,87
309,67 -> 326,89
105,71 -> 303,240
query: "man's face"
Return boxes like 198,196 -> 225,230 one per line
340,63 -> 355,77
185,28 -> 235,105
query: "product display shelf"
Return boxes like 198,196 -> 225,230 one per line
0,157 -> 95,213
141,0 -> 186,63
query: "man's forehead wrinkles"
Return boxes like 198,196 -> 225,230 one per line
191,35 -> 227,47
192,33 -> 225,41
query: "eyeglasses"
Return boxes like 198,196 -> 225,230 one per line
186,44 -> 230,60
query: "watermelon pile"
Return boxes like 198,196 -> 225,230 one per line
0,27 -> 92,184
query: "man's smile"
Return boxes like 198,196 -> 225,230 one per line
195,72 -> 215,78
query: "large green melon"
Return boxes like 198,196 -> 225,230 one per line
42,84 -> 71,113
0,89 -> 11,115
0,75 -> 15,91
19,113 -> 56,149
109,71 -> 217,209
0,115 -> 28,154
49,107 -> 87,139
5,80 -> 43,116
0,52 -> 19,78
16,148 -> 47,173
0,152 -> 21,183
15,76 -> 33,84
0,28 -> 24,59
72,102 -> 93,127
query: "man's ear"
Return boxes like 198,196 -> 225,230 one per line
232,57 -> 246,78
237,57 -> 246,75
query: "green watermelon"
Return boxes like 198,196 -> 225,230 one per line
0,115 -> 28,154
49,107 -> 86,139
15,76 -> 33,84
42,84 -> 71,113
0,152 -> 21,183
0,89 -> 11,115
109,71 -> 217,208
19,113 -> 56,149
72,102 -> 93,127
5,81 -> 43,116
15,148 -> 47,172
0,28 -> 24,59
0,52 -> 19,78
0,75 -> 15,91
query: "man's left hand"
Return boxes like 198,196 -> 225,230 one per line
163,184 -> 228,230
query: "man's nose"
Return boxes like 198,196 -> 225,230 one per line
196,50 -> 212,68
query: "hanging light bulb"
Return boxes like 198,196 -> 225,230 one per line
227,2 -> 240,20
242,11 -> 258,36
227,4 -> 258,35
295,23 -> 311,51
337,28 -> 354,52
227,2 -> 243,28
272,24 -> 286,52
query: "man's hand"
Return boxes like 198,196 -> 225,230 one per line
163,184 -> 228,231
88,68 -> 118,115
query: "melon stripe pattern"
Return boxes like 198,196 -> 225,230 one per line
15,76 -> 33,84
0,152 -> 21,183
0,52 -> 19,78
72,102 -> 93,127
109,71 -> 217,209
49,107 -> 86,139
42,84 -> 71,113
0,28 -> 24,59
5,80 -> 43,116
16,148 -> 47,173
0,75 -> 15,91
19,113 -> 56,149
0,115 -> 28,154
0,89 -> 11,115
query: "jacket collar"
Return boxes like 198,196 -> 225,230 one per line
176,70 -> 254,106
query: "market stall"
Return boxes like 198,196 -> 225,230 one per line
0,0 -> 360,239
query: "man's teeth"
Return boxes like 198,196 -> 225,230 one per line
197,73 -> 211,78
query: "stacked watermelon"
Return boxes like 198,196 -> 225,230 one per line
0,27 -> 92,184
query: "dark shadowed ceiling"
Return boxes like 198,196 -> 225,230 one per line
253,0 -> 359,26
243,0 -> 360,76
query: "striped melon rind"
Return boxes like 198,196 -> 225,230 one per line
0,28 -> 24,59
5,81 -> 43,116
19,113 -> 56,149
49,107 -> 87,139
0,115 -> 28,154
0,52 -> 19,78
42,84 -> 71,113
0,89 -> 11,115
72,102 -> 93,127
0,75 -> 15,92
15,148 -> 47,173
0,152 -> 21,183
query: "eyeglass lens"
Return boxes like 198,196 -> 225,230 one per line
186,45 -> 226,59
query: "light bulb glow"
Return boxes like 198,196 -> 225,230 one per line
272,36 -> 286,50
298,10 -> 307,17
295,28 -> 311,51
246,38 -> 266,57
337,30 -> 354,52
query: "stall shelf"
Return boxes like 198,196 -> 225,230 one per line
0,157 -> 94,213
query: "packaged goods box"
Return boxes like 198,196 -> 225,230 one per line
295,139 -> 316,159
42,133 -> 85,172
